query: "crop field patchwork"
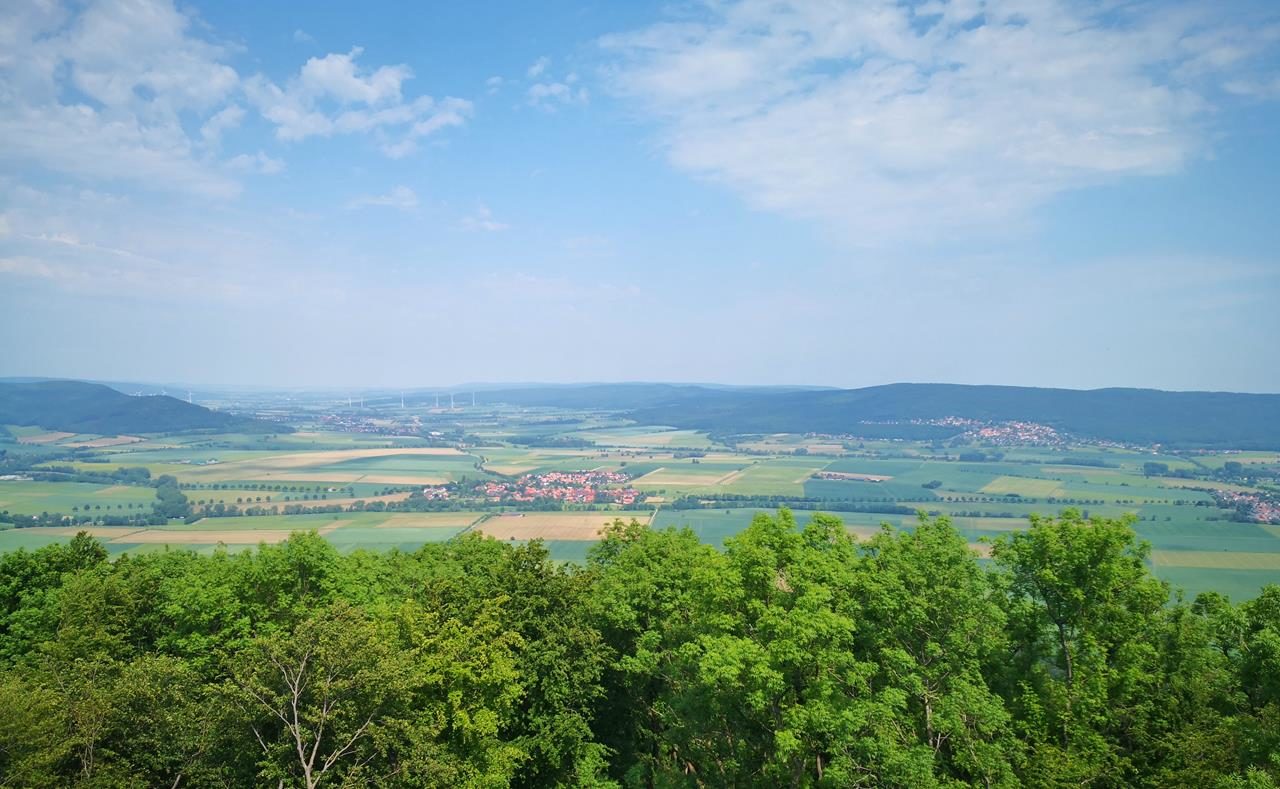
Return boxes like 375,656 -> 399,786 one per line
3,428 -> 1278,598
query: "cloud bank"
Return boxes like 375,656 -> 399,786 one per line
603,0 -> 1280,240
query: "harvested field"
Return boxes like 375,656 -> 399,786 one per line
476,511 -> 651,541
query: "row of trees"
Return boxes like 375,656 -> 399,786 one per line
0,510 -> 1277,786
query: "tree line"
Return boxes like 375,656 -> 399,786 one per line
0,509 -> 1277,787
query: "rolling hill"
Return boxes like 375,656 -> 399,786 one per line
0,380 -> 289,435
482,382 -> 1280,449
632,383 -> 1280,449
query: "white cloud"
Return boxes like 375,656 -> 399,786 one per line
0,1 -> 474,200
245,47 -> 472,154
226,151 -> 285,175
526,67 -> 588,110
459,204 -> 509,232
200,104 -> 245,146
346,185 -> 418,211
602,0 -> 1280,240
485,75 -> 504,94
293,29 -> 314,44
527,76 -> 589,110
526,56 -> 549,78
0,0 -> 242,197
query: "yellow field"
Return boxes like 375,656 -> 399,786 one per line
980,476 -> 1066,498
476,511 -> 650,541
1151,550 -> 1280,570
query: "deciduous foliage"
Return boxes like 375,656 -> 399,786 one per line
0,511 -> 1276,787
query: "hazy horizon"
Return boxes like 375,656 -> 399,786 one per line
3,0 -> 1279,391
4,374 -> 1280,397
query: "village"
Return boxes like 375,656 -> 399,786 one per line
1214,488 -> 1280,524
476,470 -> 641,506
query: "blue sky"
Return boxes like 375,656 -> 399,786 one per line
1,0 -> 1278,391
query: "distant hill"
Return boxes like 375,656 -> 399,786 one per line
0,381 -> 289,435
628,383 -> 1280,449
479,381 -> 1280,449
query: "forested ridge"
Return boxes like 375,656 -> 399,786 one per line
0,381 -> 288,435
0,511 -> 1277,787
626,384 -> 1280,449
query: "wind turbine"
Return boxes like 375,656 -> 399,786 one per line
471,391 -> 476,407
434,393 -> 440,408
450,392 -> 455,409
401,391 -> 405,409
187,390 -> 193,404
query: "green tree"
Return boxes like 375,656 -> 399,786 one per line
992,510 -> 1169,785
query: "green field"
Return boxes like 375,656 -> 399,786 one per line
0,481 -> 157,515
4,426 -> 1277,599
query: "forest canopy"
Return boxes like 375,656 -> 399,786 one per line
0,510 -> 1277,787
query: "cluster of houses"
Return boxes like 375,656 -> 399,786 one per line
963,420 -> 1065,446
477,470 -> 641,505
1215,489 -> 1280,523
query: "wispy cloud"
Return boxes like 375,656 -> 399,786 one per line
200,104 -> 245,147
526,56 -> 549,79
225,151 -> 285,175
459,204 -> 508,232
602,0 -> 1280,241
346,185 -> 418,211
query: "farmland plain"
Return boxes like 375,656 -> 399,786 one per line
3,415 -> 1278,600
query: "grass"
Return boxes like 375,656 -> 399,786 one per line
571,427 -> 714,449
981,476 -> 1067,498
0,481 -> 157,516
1151,550 -> 1280,570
